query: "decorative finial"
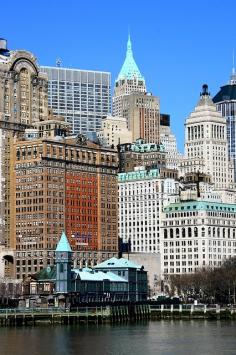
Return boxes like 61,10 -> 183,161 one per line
56,58 -> 62,67
201,84 -> 210,97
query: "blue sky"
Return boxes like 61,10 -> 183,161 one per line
2,0 -> 236,151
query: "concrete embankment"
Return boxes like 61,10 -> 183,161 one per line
0,304 -> 235,326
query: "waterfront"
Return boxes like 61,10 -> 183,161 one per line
0,320 -> 236,355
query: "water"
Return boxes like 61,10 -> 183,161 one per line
0,320 -> 236,355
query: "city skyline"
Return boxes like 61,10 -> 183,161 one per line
1,0 -> 236,150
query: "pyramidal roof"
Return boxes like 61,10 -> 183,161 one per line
56,232 -> 72,252
116,35 -> 145,82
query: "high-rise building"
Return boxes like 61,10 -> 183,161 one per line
118,138 -> 167,174
97,115 -> 132,148
112,36 -> 160,144
160,114 -> 183,170
41,66 -> 111,135
180,84 -> 234,189
213,69 -> 236,182
112,35 -> 146,117
0,39 -> 49,276
12,122 -> 118,279
161,200 -> 236,276
118,167 -> 179,254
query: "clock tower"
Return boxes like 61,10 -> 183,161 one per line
55,232 -> 72,293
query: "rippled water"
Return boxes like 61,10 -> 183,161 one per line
0,320 -> 236,355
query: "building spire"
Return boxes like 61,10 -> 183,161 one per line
116,34 -> 145,83
127,32 -> 132,53
230,49 -> 236,85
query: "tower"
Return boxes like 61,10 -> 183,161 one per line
182,84 -> 233,189
55,232 -> 72,294
112,36 -> 160,144
113,35 -> 146,117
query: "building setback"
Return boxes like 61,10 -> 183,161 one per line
41,66 -> 111,135
12,126 -> 118,279
161,201 -> 236,277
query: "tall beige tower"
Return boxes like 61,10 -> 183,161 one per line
113,36 -> 160,144
181,84 -> 233,189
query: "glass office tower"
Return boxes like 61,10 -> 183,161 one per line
41,66 -> 111,134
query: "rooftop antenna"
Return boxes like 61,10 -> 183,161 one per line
232,49 -> 235,75
230,49 -> 236,85
56,58 -> 62,67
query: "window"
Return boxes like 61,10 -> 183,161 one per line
60,263 -> 64,273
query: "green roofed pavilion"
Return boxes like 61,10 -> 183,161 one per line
56,232 -> 72,252
116,35 -> 145,82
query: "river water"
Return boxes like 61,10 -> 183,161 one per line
0,320 -> 236,355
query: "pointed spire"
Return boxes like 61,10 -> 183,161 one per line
56,232 -> 72,252
127,33 -> 132,53
116,35 -> 145,82
230,49 -> 236,85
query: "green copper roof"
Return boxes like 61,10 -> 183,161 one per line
56,232 -> 72,252
116,35 -> 145,82
164,201 -> 236,213
118,168 -> 160,182
33,266 -> 56,281
131,139 -> 165,152
94,257 -> 141,269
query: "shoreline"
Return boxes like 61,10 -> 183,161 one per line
1,304 -> 236,327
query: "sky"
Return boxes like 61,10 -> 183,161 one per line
1,0 -> 236,151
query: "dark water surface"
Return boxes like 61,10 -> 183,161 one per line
0,320 -> 236,355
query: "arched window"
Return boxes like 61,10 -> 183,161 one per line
188,227 -> 192,238
202,227 -> 205,237
217,227 -> 220,237
60,263 -> 64,273
182,228 -> 186,238
176,228 -> 179,238
164,229 -> 167,239
194,227 -> 198,237
208,227 -> 211,237
170,229 -> 173,238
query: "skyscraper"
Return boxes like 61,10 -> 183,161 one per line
113,35 -> 146,116
213,69 -> 236,182
180,84 -> 233,189
112,36 -> 160,144
12,125 -> 118,279
0,39 -> 48,277
41,66 -> 111,135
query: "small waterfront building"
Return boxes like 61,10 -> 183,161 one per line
27,232 -> 148,303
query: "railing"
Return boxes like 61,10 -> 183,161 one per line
149,304 -> 236,312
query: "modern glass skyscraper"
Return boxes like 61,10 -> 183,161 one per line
213,70 -> 236,182
41,66 -> 111,134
